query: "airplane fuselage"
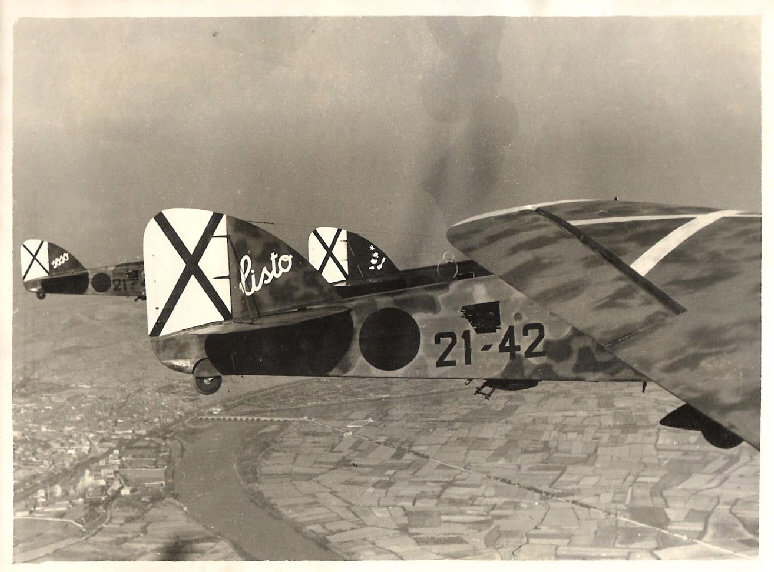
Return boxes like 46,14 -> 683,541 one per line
150,273 -> 641,384
25,262 -> 145,299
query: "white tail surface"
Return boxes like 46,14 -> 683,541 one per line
309,227 -> 349,283
144,209 -> 232,336
21,240 -> 50,281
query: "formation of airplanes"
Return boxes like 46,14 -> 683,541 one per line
21,199 -> 761,451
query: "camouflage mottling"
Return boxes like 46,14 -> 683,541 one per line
548,201 -> 718,219
572,345 -> 629,377
611,217 -> 761,447
227,216 -> 339,322
383,287 -> 444,315
498,352 -> 527,378
451,207 -> 679,347
539,279 -> 588,305
499,258 -> 554,291
505,233 -> 559,253
449,200 -> 761,448
581,219 -> 688,265
334,275 -> 643,382
146,208 -> 644,414
543,337 -> 573,362
153,274 -> 643,384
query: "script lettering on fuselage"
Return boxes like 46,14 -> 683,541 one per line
239,252 -> 293,296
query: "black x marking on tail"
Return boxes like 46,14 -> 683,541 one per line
22,242 -> 49,280
313,228 -> 348,279
150,212 -> 232,337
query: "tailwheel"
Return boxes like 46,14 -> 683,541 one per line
193,375 -> 222,395
36,290 -> 46,300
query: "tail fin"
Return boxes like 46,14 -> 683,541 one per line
144,209 -> 340,337
21,240 -> 86,281
21,239 -> 87,296
308,227 -> 399,284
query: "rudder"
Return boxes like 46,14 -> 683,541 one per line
308,227 -> 399,284
21,239 -> 86,282
21,239 -> 88,297
144,209 -> 340,337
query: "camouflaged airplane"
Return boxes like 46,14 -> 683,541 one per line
144,208 -> 643,401
20,239 -> 145,300
143,202 -> 761,450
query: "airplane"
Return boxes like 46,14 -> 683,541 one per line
447,199 -> 761,450
308,226 -> 491,296
143,208 -> 760,448
309,226 -> 401,285
20,239 -> 145,300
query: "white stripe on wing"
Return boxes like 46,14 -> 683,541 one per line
570,212 -> 759,226
630,210 -> 742,276
453,199 -> 595,227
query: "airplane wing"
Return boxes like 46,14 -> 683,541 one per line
448,200 -> 761,448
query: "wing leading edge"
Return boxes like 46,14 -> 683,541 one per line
448,200 -> 761,448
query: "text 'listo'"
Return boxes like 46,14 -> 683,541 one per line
239,252 -> 293,296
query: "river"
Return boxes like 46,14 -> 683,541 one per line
172,418 -> 342,561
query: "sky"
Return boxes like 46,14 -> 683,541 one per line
11,16 -> 761,272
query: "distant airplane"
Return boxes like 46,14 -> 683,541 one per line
447,200 -> 761,450
308,226 -> 491,296
143,209 -> 646,413
309,227 -> 401,284
20,239 -> 145,300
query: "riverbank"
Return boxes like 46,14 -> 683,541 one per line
172,418 -> 343,560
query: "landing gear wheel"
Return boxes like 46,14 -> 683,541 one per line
193,375 -> 222,395
36,290 -> 46,300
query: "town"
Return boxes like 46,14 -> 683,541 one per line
12,377 -> 245,561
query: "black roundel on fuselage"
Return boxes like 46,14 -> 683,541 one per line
359,308 -> 420,371
91,272 -> 111,292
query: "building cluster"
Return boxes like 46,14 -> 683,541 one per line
15,437 -> 171,529
13,381 -> 198,495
